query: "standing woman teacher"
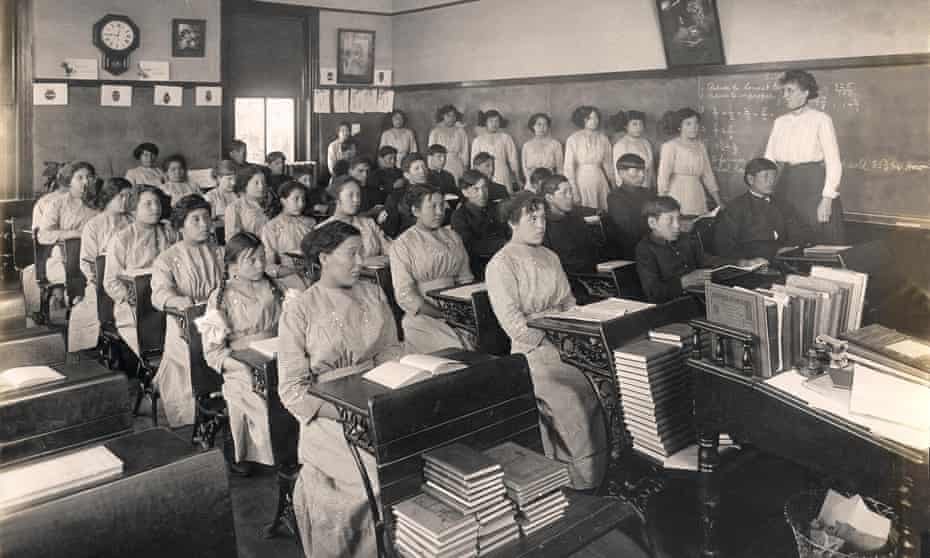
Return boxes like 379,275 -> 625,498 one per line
764,70 -> 844,243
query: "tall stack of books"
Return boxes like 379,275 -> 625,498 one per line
614,339 -> 695,462
421,443 -> 517,555
392,492 -> 479,558
483,442 -> 571,538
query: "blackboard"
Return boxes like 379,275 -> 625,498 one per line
393,60 -> 930,228
32,84 -> 221,195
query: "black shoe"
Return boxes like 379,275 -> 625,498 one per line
229,461 -> 253,477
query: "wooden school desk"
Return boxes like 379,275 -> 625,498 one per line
0,428 -> 238,558
117,270 -> 165,424
687,319 -> 929,558
360,261 -> 405,340
308,351 -> 643,558
526,297 -> 704,497
427,282 -> 510,356
567,262 -> 643,302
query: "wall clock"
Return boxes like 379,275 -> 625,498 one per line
93,14 -> 140,76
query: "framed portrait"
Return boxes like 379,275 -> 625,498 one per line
172,19 -> 206,58
337,29 -> 375,85
656,0 -> 725,67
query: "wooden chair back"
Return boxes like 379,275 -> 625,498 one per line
132,274 -> 167,361
690,216 -> 717,256
368,354 -> 541,511
62,238 -> 84,302
472,289 -> 511,356
181,304 -> 219,398
32,230 -> 52,284
94,255 -> 115,329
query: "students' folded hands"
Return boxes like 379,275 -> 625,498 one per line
681,269 -> 712,289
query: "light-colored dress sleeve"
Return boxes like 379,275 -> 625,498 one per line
151,248 -> 184,310
699,142 -> 719,193
79,218 -> 102,282
563,135 -> 578,194
388,237 -> 423,316
486,252 -> 546,350
454,233 -> 476,285
36,195 -> 67,245
224,201 -> 242,242
657,141 -> 676,196
553,139 -> 565,178
277,294 -> 325,423
599,134 -> 614,187
327,140 -> 341,175
506,134 -> 520,181
819,114 -> 842,199
202,287 -> 233,374
103,233 -> 130,304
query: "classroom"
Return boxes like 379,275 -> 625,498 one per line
0,1 -> 928,557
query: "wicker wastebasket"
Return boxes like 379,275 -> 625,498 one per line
783,490 -> 898,558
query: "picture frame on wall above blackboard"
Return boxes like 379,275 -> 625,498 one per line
337,29 -> 375,85
656,0 -> 725,67
172,19 -> 206,58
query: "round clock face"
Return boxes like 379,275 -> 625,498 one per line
100,20 -> 135,52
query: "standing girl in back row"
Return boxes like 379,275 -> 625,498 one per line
471,109 -> 520,193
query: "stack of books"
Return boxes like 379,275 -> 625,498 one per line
614,339 -> 695,462
392,492 -> 479,558
484,442 -> 571,538
421,443 -> 517,555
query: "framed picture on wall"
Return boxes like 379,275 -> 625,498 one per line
337,29 -> 375,85
172,18 -> 206,58
656,0 -> 725,67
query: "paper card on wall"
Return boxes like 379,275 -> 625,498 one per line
101,85 -> 132,107
349,89 -> 365,113
313,89 -> 331,114
33,83 -> 67,105
62,58 -> 98,80
320,67 -> 337,86
137,61 -> 170,81
374,69 -> 392,87
376,89 -> 394,113
154,85 -> 183,107
195,86 -> 222,106
351,123 -> 361,136
362,89 -> 380,113
332,89 -> 349,113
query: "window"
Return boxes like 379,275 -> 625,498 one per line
233,97 -> 295,162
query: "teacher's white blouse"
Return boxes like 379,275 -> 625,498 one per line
764,107 -> 842,199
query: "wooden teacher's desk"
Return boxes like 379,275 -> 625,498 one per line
308,350 -> 642,558
687,321 -> 929,558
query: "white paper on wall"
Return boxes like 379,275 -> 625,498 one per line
154,85 -> 183,107
332,89 -> 349,113
195,86 -> 222,106
376,89 -> 394,113
62,58 -> 98,80
101,85 -> 132,107
33,83 -> 67,105
313,89 -> 331,114
137,61 -> 170,81
320,67 -> 337,85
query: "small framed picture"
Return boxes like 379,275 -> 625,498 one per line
337,29 -> 375,85
320,67 -> 337,86
172,18 -> 206,58
656,0 -> 725,67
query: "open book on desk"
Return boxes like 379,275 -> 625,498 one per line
0,365 -> 65,392
363,354 -> 468,389
543,297 -> 655,323
596,260 -> 635,273
434,283 -> 486,301
249,337 -> 279,359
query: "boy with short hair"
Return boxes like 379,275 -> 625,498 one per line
542,174 -> 600,275
370,145 -> 404,194
205,159 -> 240,218
383,152 -> 428,237
451,169 -> 510,278
472,152 -> 510,204
606,153 -> 656,260
427,144 -> 460,199
714,157 -> 812,261
527,167 -> 553,194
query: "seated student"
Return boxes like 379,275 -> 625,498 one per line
261,180 -> 316,290
266,151 -> 293,192
68,178 -> 133,352
326,121 -> 351,175
390,185 -> 474,354
21,163 -> 70,318
346,156 -> 387,220
426,144 -> 460,199
383,152 -> 428,238
317,176 -> 391,265
472,152 -> 511,204
714,157 -> 812,261
125,142 -> 165,187
542,174 -> 600,275
486,191 -> 608,489
161,154 -> 200,206
451,170 -> 510,279
25,162 -> 100,321
225,166 -> 275,242
205,160 -> 240,219
151,195 -> 224,427
228,139 -> 249,174
526,167 -> 553,194
636,196 -> 765,303
606,153 -> 656,260
105,185 -> 177,357
278,220 -> 404,558
370,145 -> 404,195
200,232 -> 279,475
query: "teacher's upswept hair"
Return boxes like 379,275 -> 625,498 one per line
778,70 -> 819,101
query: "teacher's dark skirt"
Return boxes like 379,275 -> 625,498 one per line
776,162 -> 845,244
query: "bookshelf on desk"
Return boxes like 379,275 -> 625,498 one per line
686,319 -> 929,558
307,350 -> 641,558
526,296 -> 704,502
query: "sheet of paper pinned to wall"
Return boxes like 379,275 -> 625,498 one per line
195,86 -> 222,106
154,86 -> 183,107
377,89 -> 394,113
349,89 -> 365,113
320,67 -> 337,86
137,61 -> 170,81
313,89 -> 331,114
63,58 -> 98,80
332,89 -> 349,113
101,85 -> 132,107
33,83 -> 67,105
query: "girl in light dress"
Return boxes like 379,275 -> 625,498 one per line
471,109 -> 520,193
379,110 -> 418,168
657,107 -> 723,216
160,154 -> 200,206
317,176 -> 392,265
125,142 -> 165,187
564,106 -> 614,211
611,110 -> 655,190
428,105 -> 469,180
521,113 -> 563,187
224,167 -> 276,242
326,122 -> 352,175
261,180 -> 316,290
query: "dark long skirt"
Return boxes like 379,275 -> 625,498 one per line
776,162 -> 845,244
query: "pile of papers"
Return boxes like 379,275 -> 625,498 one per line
483,442 -> 571,538
545,297 -> 654,323
392,492 -> 479,558
614,339 -> 695,462
422,443 -> 516,555
812,489 -> 892,553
